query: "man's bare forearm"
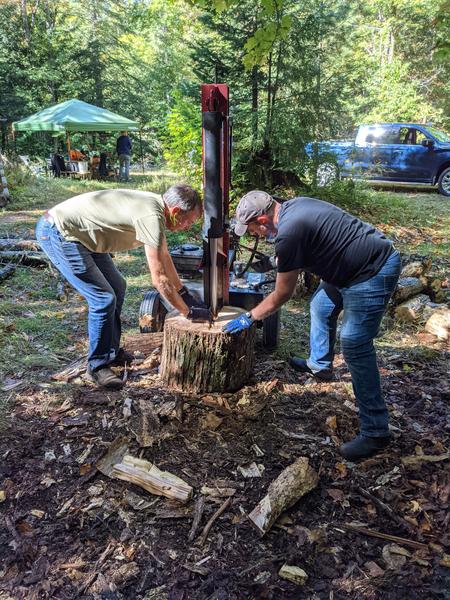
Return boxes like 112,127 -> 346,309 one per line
250,270 -> 299,321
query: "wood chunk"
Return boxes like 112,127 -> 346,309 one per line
96,437 -> 129,477
400,258 -> 432,278
424,307 -> 450,340
160,307 -> 255,393
394,294 -> 432,322
248,457 -> 319,535
278,564 -> 308,585
123,332 -> 163,356
112,455 -> 193,503
130,399 -> 161,447
51,356 -> 87,382
392,277 -> 424,305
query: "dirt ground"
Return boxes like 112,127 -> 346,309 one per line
0,324 -> 449,600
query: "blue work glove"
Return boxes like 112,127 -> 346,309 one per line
187,307 -> 213,323
222,312 -> 254,334
179,286 -> 205,308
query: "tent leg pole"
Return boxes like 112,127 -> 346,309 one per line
67,133 -> 71,156
139,129 -> 144,174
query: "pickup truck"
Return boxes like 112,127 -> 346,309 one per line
307,123 -> 450,196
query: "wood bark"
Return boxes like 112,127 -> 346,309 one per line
0,239 -> 41,251
0,250 -> 48,267
293,272 -> 320,299
424,307 -> 450,340
160,307 -> 256,393
394,294 -> 432,322
248,457 -> 318,535
392,277 -> 424,305
400,258 -> 432,278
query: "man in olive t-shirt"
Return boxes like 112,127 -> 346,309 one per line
36,185 -> 210,390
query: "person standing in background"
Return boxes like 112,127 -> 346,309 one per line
116,131 -> 132,182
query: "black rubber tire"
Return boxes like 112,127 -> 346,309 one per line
438,167 -> 450,197
262,310 -> 280,350
139,290 -> 168,333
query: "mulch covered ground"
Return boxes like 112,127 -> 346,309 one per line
0,330 -> 449,600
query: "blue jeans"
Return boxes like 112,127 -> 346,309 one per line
118,154 -> 131,181
36,216 -> 127,371
307,251 -> 401,437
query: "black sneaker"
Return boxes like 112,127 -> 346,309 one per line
339,434 -> 391,461
288,356 -> 333,381
86,366 -> 124,390
110,348 -> 135,367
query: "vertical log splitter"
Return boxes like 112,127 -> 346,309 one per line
139,83 -> 280,349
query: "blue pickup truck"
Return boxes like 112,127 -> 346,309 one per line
308,123 -> 450,196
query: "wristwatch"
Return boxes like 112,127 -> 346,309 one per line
245,311 -> 255,323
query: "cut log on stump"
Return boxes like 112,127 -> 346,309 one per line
394,294 -> 432,322
160,307 -> 256,393
424,307 -> 450,341
248,457 -> 319,535
392,277 -> 424,305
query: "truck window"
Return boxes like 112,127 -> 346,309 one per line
365,126 -> 399,145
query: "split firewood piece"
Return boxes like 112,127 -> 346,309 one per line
392,277 -> 424,305
424,306 -> 450,340
400,258 -> 432,279
394,294 -> 433,322
51,356 -> 87,381
248,457 -> 318,535
123,332 -> 163,356
278,564 -> 308,585
96,436 -> 129,477
112,455 -> 193,503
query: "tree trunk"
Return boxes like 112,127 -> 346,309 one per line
160,307 -> 256,393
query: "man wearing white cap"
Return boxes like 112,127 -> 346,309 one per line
224,191 -> 401,461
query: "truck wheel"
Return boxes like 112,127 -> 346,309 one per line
316,162 -> 338,186
438,167 -> 450,197
139,290 -> 168,333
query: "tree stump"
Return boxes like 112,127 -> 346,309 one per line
160,307 -> 256,393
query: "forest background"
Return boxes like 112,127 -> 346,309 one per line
0,0 -> 449,189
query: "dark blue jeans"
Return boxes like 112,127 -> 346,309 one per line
307,251 -> 401,437
36,216 -> 127,371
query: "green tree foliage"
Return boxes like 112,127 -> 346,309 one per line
0,0 -> 448,181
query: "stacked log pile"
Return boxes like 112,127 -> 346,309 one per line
391,256 -> 449,341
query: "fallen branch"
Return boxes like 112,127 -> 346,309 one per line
197,497 -> 232,547
337,524 -> 428,550
188,496 -> 206,542
0,239 -> 41,251
248,457 -> 319,535
0,250 -> 48,267
0,264 -> 16,283
354,485 -> 414,534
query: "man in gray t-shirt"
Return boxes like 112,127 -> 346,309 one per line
224,191 -> 401,462
36,184 -> 211,389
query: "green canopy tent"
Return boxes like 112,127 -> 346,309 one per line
13,98 -> 140,161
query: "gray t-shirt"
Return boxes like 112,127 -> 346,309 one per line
49,189 -> 166,252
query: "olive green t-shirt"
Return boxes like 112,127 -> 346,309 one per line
49,189 -> 166,252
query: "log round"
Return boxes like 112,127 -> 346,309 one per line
160,306 -> 256,393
